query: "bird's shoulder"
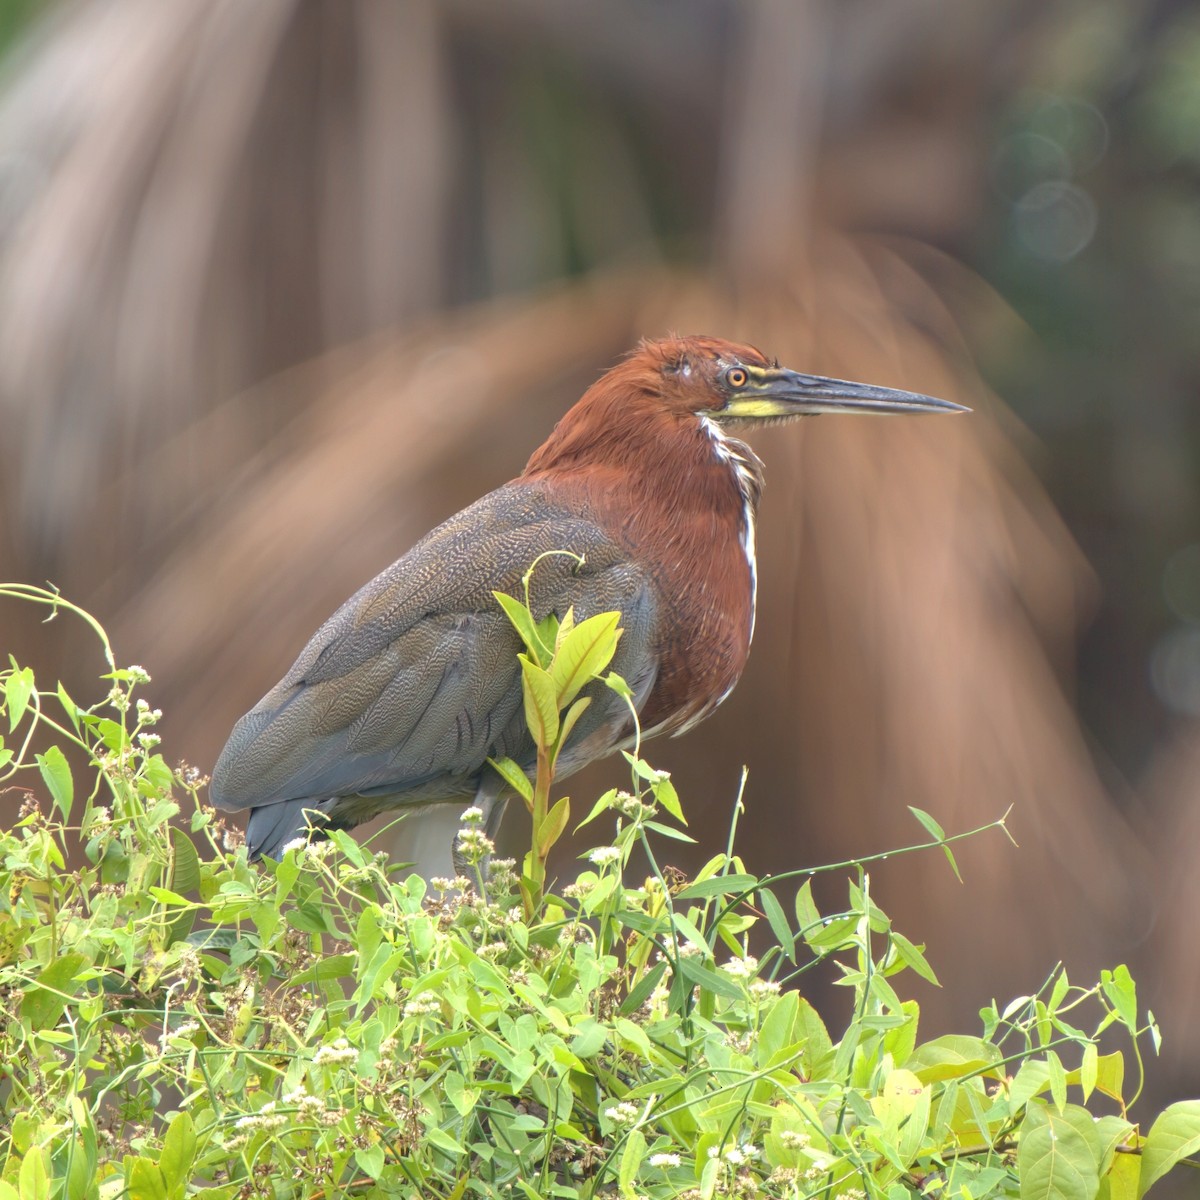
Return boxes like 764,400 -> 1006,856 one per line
288,480 -> 630,688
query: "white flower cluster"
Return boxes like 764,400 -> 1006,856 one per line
135,698 -> 162,724
283,1085 -> 325,1115
587,846 -> 623,867
235,1101 -> 288,1132
707,1143 -> 759,1166
403,996 -> 441,1018
648,1152 -> 681,1168
312,1037 -> 358,1066
721,954 -> 759,980
779,1129 -> 812,1150
455,827 -> 494,863
603,1101 -> 641,1126
748,978 -> 781,1001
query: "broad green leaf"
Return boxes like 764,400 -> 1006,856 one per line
169,828 -> 202,894
35,745 -> 73,819
355,1145 -> 386,1180
1138,1100 -> 1200,1197
18,1148 -> 49,1200
20,952 -> 88,1029
5,663 -> 35,731
1101,966 -> 1138,1032
520,657 -> 559,747
291,953 -> 356,986
619,1128 -> 647,1195
488,755 -> 534,804
549,611 -> 622,708
569,1018 -> 608,1059
794,880 -> 822,933
159,1111 -> 196,1194
126,1157 -> 168,1200
908,1035 -> 1003,1084
1018,1101 -> 1098,1200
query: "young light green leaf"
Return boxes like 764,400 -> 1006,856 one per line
4,662 -> 35,732
35,745 -> 73,820
550,610 -> 622,708
651,773 -> 685,824
537,796 -> 570,857
1101,965 -> 1138,1032
488,755 -> 534,804
557,695 -> 592,753
520,657 -> 559,748
493,591 -> 544,660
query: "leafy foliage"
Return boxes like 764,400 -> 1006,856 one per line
0,583 -> 1197,1199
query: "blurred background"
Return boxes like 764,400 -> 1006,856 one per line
1,0 -> 1198,1114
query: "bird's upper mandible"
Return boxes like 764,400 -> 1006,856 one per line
209,334 -> 964,862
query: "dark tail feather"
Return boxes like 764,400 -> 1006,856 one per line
245,798 -> 335,861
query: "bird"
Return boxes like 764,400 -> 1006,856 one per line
209,334 -> 965,873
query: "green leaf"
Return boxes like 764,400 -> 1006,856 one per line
619,961 -> 668,1016
494,591 -> 548,664
569,1018 -> 608,1059
1101,966 -> 1138,1032
159,1112 -> 196,1195
18,1148 -> 49,1200
127,1157 -> 168,1200
557,695 -> 592,753
292,953 -> 356,986
890,932 -> 940,987
651,773 -> 685,824
678,956 -> 743,1000
759,887 -> 795,962
20,952 -> 88,1028
35,745 -> 73,820
537,796 -> 570,857
1018,1101 -> 1099,1200
1138,1100 -> 1200,1197
520,657 -> 559,748
619,1128 -> 647,1195
5,663 -> 35,731
908,805 -> 946,841
907,1035 -> 1002,1084
169,828 -> 202,894
673,873 -> 758,901
794,880 -> 821,933
355,1145 -> 386,1180
549,611 -> 622,708
488,755 -> 534,805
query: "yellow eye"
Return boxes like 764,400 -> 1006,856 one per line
725,366 -> 749,388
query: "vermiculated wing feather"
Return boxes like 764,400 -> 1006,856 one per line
210,481 -> 657,855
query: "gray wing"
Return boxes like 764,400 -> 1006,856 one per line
210,481 -> 656,821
